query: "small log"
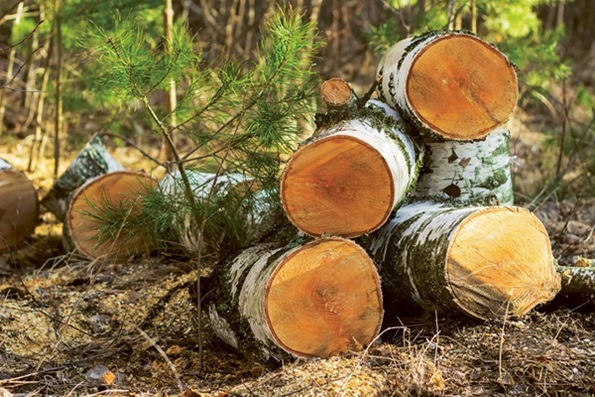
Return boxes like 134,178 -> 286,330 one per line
363,201 -> 560,320
377,31 -> 518,141
321,77 -> 356,111
412,127 -> 514,205
207,237 -> 384,363
281,99 -> 423,238
41,136 -> 124,221
0,159 -> 39,252
67,171 -> 157,261
158,171 -> 277,252
557,259 -> 595,296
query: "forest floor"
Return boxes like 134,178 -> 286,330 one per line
1,118 -> 595,397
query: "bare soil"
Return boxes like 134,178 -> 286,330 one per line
1,129 -> 594,397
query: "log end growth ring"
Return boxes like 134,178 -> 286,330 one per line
67,171 -> 157,261
446,206 -> 560,319
265,238 -> 383,357
280,135 -> 395,237
407,34 -> 518,140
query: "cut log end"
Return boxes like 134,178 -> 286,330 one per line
67,171 -> 157,261
0,168 -> 39,252
265,238 -> 383,357
407,34 -> 518,140
321,77 -> 354,108
281,136 -> 395,237
447,206 -> 560,319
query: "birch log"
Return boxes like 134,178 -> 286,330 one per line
281,99 -> 422,238
41,136 -> 123,221
158,171 -> 277,252
556,258 -> 595,297
412,128 -> 514,205
67,171 -> 156,261
208,237 -> 383,363
0,159 -> 39,252
377,31 -> 518,141
364,201 -> 560,320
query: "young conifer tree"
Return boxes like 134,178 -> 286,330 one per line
82,5 -> 323,367
84,6 -> 323,256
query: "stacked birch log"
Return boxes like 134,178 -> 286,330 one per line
207,31 -> 562,363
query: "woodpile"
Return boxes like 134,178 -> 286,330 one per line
24,31 -> 576,363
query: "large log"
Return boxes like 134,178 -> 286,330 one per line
207,237 -> 384,363
41,136 -> 124,222
280,99 -> 423,238
158,171 -> 278,252
363,201 -> 560,320
411,127 -> 514,205
377,31 -> 518,141
0,159 -> 39,252
66,171 -> 157,261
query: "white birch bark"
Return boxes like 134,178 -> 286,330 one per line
207,243 -> 298,363
376,31 -> 516,140
282,99 -> 422,237
159,171 -> 276,252
411,128 -> 514,205
41,136 -> 123,221
557,264 -> 595,296
365,201 -> 559,320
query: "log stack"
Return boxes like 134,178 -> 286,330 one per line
208,32 -> 562,361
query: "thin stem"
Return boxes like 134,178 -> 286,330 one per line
97,132 -> 165,168
53,0 -> 62,179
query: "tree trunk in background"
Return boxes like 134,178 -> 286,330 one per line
207,237 -> 383,363
362,201 -> 560,320
66,171 -> 156,261
0,159 -> 39,252
376,31 -> 518,141
41,136 -> 123,222
280,99 -> 423,238
411,128 -> 514,205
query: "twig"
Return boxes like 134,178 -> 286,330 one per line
134,326 -> 185,394
498,295 -> 512,381
97,131 -> 165,168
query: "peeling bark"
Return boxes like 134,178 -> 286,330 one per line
207,238 -> 383,363
362,201 -> 560,320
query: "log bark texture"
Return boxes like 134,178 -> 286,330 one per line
41,136 -> 123,221
557,261 -> 595,296
67,171 -> 156,261
0,159 -> 39,252
207,237 -> 383,363
412,128 -> 514,205
363,201 -> 560,320
377,31 -> 518,141
281,99 -> 423,238
158,171 -> 277,252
